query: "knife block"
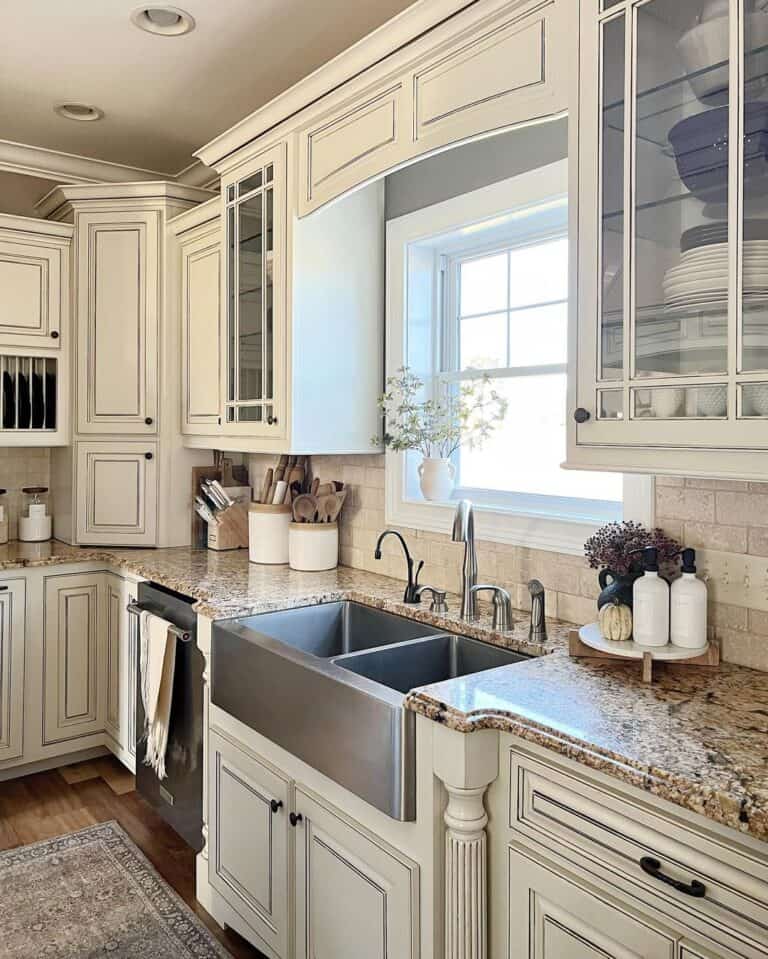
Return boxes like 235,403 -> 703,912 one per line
207,502 -> 249,551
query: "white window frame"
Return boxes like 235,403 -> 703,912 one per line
384,161 -> 653,554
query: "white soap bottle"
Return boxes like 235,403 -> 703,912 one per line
670,548 -> 708,649
632,546 -> 669,647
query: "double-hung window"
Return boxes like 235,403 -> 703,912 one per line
385,160 -> 652,553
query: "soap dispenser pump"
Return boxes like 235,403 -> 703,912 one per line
632,546 -> 670,647
670,548 -> 708,649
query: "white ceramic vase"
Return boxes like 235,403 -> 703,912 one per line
418,457 -> 456,502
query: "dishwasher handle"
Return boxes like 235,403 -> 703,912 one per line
127,602 -> 192,642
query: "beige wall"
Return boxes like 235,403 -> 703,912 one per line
251,453 -> 768,672
0,448 -> 50,540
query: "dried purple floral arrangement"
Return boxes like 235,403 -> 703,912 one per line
584,521 -> 680,577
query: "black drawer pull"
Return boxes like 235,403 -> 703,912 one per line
289,811 -> 303,827
640,856 -> 705,898
573,407 -> 591,424
270,799 -> 283,814
50,331 -> 60,339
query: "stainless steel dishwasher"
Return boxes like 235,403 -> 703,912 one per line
128,581 -> 205,852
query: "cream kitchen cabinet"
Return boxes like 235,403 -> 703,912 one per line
42,571 -> 103,746
208,728 -> 290,959
0,579 -> 26,764
74,210 -> 159,435
0,215 -> 71,350
43,182 -> 212,547
568,0 -> 768,479
104,571 -> 139,771
508,845 -> 678,958
170,198 -> 222,435
206,724 -> 419,959
198,139 -> 384,455
294,786 -> 418,959
75,441 -> 158,546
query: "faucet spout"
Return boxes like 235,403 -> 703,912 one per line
451,499 -> 478,621
374,529 -> 423,604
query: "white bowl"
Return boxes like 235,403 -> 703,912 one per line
678,13 -> 768,104
697,385 -> 727,417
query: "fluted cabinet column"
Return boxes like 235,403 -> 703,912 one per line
433,724 -> 499,959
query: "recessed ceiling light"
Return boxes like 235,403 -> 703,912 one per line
131,6 -> 195,36
54,102 -> 104,122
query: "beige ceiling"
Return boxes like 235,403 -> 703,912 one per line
0,0 -> 417,176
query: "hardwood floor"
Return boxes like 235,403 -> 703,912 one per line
0,756 -> 265,959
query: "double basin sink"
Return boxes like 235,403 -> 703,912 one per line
211,602 -> 528,820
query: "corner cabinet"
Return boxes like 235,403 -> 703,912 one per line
569,0 -> 768,479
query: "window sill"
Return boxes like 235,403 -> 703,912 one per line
385,452 -> 654,555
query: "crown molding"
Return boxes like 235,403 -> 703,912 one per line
194,0 -> 476,169
0,137 -> 169,186
35,180 -> 214,219
175,158 -> 218,189
167,195 -> 221,235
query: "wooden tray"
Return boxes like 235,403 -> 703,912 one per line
570,623 -> 719,683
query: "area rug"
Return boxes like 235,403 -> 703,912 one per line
0,821 -> 231,958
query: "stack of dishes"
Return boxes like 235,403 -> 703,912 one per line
663,220 -> 768,311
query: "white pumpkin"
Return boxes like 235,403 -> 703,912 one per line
598,601 -> 632,642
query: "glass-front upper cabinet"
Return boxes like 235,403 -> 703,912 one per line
572,0 -> 768,477
221,142 -> 285,436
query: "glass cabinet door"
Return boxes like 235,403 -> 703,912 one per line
223,144 -> 284,433
579,0 -> 768,453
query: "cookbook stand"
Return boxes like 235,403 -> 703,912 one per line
569,624 -> 719,684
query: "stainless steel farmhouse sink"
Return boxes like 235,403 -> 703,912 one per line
211,601 -> 528,821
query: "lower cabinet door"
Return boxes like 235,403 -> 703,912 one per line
0,579 -> 26,763
508,846 -> 677,959
294,787 -> 418,959
104,574 -> 122,748
43,572 -> 103,745
76,441 -> 158,546
123,579 -> 138,766
209,729 -> 290,958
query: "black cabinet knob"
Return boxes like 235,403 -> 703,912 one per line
145,417 -> 153,425
573,408 -> 591,424
289,811 -> 303,827
145,452 -> 153,460
270,799 -> 283,814
50,331 -> 60,339
267,415 -> 277,426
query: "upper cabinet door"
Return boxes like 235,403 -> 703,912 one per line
571,0 -> 768,477
181,223 -> 221,433
221,143 -> 287,438
0,237 -> 65,349
412,0 -> 567,154
76,211 -> 159,435
298,81 -> 408,215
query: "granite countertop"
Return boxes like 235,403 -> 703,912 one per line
4,541 -> 768,844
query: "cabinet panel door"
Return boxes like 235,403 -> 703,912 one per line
0,579 -> 25,763
76,442 -> 158,546
413,0 -> 566,153
182,227 -> 221,432
294,787 -> 418,959
43,572 -> 102,745
123,579 -> 138,764
76,211 -> 158,434
299,83 -> 406,215
0,240 -> 63,349
209,729 -> 290,957
104,573 -> 122,748
508,846 -> 676,959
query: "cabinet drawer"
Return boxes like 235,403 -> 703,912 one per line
509,748 -> 768,956
412,0 -> 566,153
76,442 -> 158,546
299,82 -> 406,215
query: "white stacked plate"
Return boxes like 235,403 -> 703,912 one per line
663,240 -> 768,310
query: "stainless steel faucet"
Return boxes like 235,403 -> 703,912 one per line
528,579 -> 548,642
470,584 -> 513,632
452,499 -> 478,621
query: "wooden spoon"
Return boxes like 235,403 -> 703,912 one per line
328,489 -> 347,523
292,494 -> 318,523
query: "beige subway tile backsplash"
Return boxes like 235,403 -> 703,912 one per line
0,448 -> 51,541
248,451 -> 768,671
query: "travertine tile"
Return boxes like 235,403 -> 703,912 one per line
716,490 -> 768,526
657,486 -> 715,522
684,521 -> 747,554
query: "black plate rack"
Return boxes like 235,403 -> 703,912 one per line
0,355 -> 57,431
